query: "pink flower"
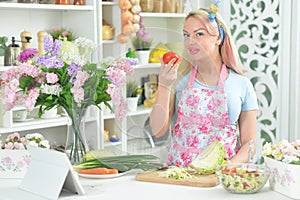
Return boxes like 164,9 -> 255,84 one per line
72,87 -> 84,103
7,132 -> 20,141
24,88 -> 40,110
4,142 -> 14,149
46,73 -> 59,84
70,71 -> 90,103
142,33 -> 152,42
106,67 -> 126,87
62,31 -> 69,37
52,27 -> 60,32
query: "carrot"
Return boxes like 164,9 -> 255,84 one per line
106,168 -> 118,174
78,167 -> 118,175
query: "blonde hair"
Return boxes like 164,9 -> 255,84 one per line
169,9 -> 243,112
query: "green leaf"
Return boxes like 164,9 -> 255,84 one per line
19,76 -> 35,89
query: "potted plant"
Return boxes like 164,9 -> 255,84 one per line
126,80 -> 141,112
0,36 -> 8,66
131,16 -> 152,65
263,140 -> 300,199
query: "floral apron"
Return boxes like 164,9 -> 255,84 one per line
167,64 -> 239,167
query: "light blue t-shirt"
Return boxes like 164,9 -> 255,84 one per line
172,69 -> 258,128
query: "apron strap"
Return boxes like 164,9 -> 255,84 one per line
188,66 -> 198,87
217,64 -> 228,92
189,64 -> 228,90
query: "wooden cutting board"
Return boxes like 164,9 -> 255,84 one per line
136,169 -> 219,188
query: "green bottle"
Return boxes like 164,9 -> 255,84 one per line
126,48 -> 136,58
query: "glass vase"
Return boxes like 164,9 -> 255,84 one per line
65,108 -> 89,164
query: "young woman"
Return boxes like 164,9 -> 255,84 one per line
149,6 -> 258,167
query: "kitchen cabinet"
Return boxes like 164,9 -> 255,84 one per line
0,1 -> 100,149
114,2 -> 204,157
102,10 -> 198,157
0,1 -> 202,159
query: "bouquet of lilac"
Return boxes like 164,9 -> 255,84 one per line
0,35 -> 137,163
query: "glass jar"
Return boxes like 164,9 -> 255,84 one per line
73,0 -> 85,5
140,0 -> 154,12
163,0 -> 175,13
55,0 -> 70,5
153,0 -> 163,13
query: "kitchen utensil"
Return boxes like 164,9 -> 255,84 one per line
4,37 -> 20,66
247,139 -> 254,163
136,169 -> 219,187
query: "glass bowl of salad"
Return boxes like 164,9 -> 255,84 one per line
216,163 -> 270,194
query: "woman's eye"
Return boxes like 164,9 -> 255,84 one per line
183,33 -> 189,38
196,32 -> 204,37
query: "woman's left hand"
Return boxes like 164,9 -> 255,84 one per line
158,57 -> 181,89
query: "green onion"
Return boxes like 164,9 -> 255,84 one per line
73,154 -> 160,172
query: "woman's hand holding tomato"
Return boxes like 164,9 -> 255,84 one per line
162,52 -> 180,65
158,52 -> 181,89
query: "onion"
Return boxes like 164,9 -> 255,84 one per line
122,23 -> 134,35
131,5 -> 141,14
117,33 -> 129,44
118,0 -> 132,10
132,14 -> 141,23
121,10 -> 134,24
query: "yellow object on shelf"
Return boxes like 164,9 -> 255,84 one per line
144,99 -> 155,107
149,42 -> 169,63
104,128 -> 109,142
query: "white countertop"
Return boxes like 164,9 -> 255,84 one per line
0,171 -> 292,200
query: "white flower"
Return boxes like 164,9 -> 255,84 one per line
39,140 -> 50,149
74,37 -> 97,52
40,84 -> 63,96
262,142 -> 272,156
27,140 -> 39,148
25,133 -> 50,149
26,133 -> 44,141
60,51 -> 85,66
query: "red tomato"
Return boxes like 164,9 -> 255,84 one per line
162,52 -> 179,64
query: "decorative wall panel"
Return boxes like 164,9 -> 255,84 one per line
230,0 -> 280,161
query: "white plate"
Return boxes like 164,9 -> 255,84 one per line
77,170 -> 130,179
41,114 -> 61,119
13,117 -> 34,122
